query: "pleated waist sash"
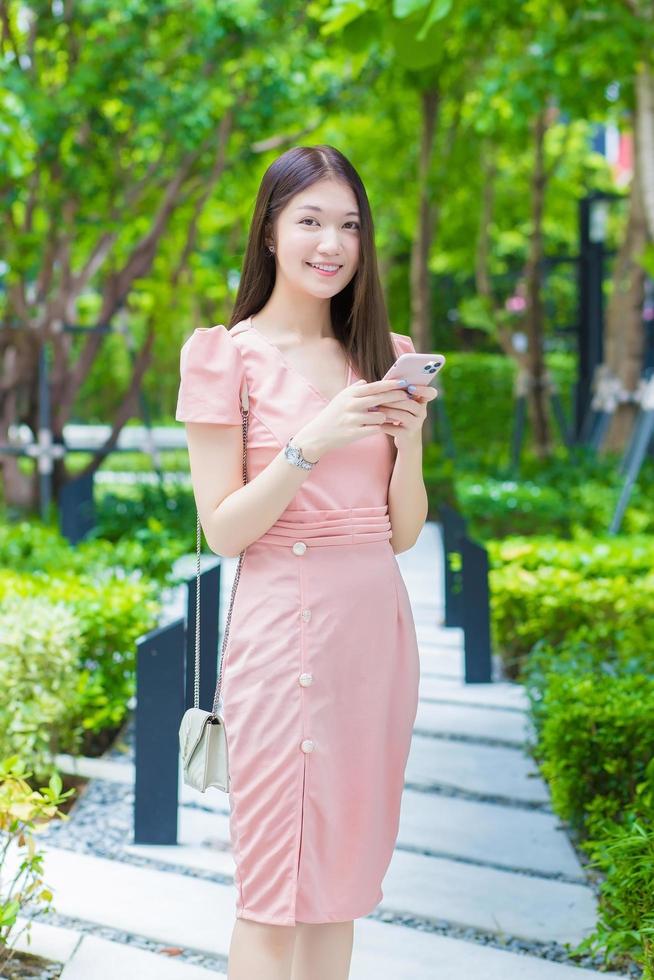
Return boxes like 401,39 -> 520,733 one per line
256,505 -> 392,548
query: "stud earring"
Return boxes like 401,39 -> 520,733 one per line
268,245 -> 275,254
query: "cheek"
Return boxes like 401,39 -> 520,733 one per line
281,230 -> 310,258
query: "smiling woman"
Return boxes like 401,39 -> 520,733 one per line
176,144 -> 429,980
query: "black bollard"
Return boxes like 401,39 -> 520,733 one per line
134,618 -> 186,844
440,505 -> 466,628
59,471 -> 96,544
459,535 -> 492,684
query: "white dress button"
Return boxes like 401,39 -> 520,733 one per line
299,672 -> 313,686
292,541 -> 307,556
300,738 -> 315,753
301,608 -> 312,621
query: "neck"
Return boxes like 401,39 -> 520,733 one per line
253,280 -> 335,341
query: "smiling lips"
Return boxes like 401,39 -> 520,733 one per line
306,262 -> 342,277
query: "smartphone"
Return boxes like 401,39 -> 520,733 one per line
381,352 -> 446,388
368,352 -> 445,413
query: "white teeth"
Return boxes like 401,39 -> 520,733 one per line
311,263 -> 340,271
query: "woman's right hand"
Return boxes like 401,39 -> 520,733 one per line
294,378 -> 412,461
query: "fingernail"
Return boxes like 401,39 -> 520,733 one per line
396,379 -> 409,387
407,384 -> 417,393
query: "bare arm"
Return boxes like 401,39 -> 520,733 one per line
185,421 -> 318,557
375,379 -> 437,555
387,432 -> 429,554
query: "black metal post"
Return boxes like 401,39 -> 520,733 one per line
134,618 -> 186,844
440,505 -> 466,628
58,471 -> 96,544
576,194 -> 606,440
459,535 -> 492,683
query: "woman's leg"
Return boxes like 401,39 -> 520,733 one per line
227,918 -> 297,980
289,920 -> 355,980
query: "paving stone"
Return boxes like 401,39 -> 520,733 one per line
60,934 -> 225,979
126,806 -> 234,875
3,843 -> 235,958
54,753 -> 133,785
419,674 -> 529,710
420,649 -> 463,679
351,918 -> 625,980
406,734 -> 550,804
12,917 -> 81,964
381,848 -> 597,945
398,789 -> 583,877
415,699 -> 531,744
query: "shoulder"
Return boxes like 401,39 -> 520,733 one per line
180,322 -> 244,358
178,322 -> 249,377
175,323 -> 246,425
390,330 -> 416,355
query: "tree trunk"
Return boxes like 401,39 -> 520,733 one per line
603,114 -> 648,452
635,61 -> 654,240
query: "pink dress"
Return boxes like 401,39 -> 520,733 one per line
175,315 -> 421,926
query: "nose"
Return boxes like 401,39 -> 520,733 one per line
317,227 -> 343,256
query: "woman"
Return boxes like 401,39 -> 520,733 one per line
175,144 -> 436,980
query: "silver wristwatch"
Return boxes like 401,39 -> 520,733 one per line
283,437 -> 317,471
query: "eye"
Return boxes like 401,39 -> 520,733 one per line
299,217 -> 360,229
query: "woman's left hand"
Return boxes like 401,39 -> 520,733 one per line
377,384 -> 439,450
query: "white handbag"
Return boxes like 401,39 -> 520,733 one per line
179,375 -> 249,793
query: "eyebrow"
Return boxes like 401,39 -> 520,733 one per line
295,204 -> 360,217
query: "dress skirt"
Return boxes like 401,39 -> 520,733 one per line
220,506 -> 420,925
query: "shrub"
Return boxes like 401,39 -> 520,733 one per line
490,566 -> 654,679
571,762 -> 654,977
487,533 -> 654,577
457,474 -> 654,539
457,477 -> 566,537
0,598 -> 81,780
536,672 -> 654,834
0,514 -> 187,587
0,569 -> 160,741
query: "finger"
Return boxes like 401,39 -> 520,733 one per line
354,379 -> 413,398
381,406 -> 419,421
361,410 -> 388,425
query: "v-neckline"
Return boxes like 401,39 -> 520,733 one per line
247,314 -> 353,404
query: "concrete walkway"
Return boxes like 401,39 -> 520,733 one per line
9,522 -> 629,978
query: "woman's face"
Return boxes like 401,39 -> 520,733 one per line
271,178 -> 361,296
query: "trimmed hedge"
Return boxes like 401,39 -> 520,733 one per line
536,671 -> 654,833
490,565 -> 654,680
0,597 -> 82,781
0,568 -> 160,741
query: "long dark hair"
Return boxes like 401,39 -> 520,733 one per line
228,145 -> 397,382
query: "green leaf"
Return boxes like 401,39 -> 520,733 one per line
416,0 -> 453,42
393,0 -> 431,18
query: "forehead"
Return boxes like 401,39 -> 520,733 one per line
285,178 -> 359,215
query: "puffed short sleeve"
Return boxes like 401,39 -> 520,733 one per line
391,331 -> 416,357
175,324 -> 245,425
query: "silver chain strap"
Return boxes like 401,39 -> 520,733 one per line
193,401 -> 249,717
